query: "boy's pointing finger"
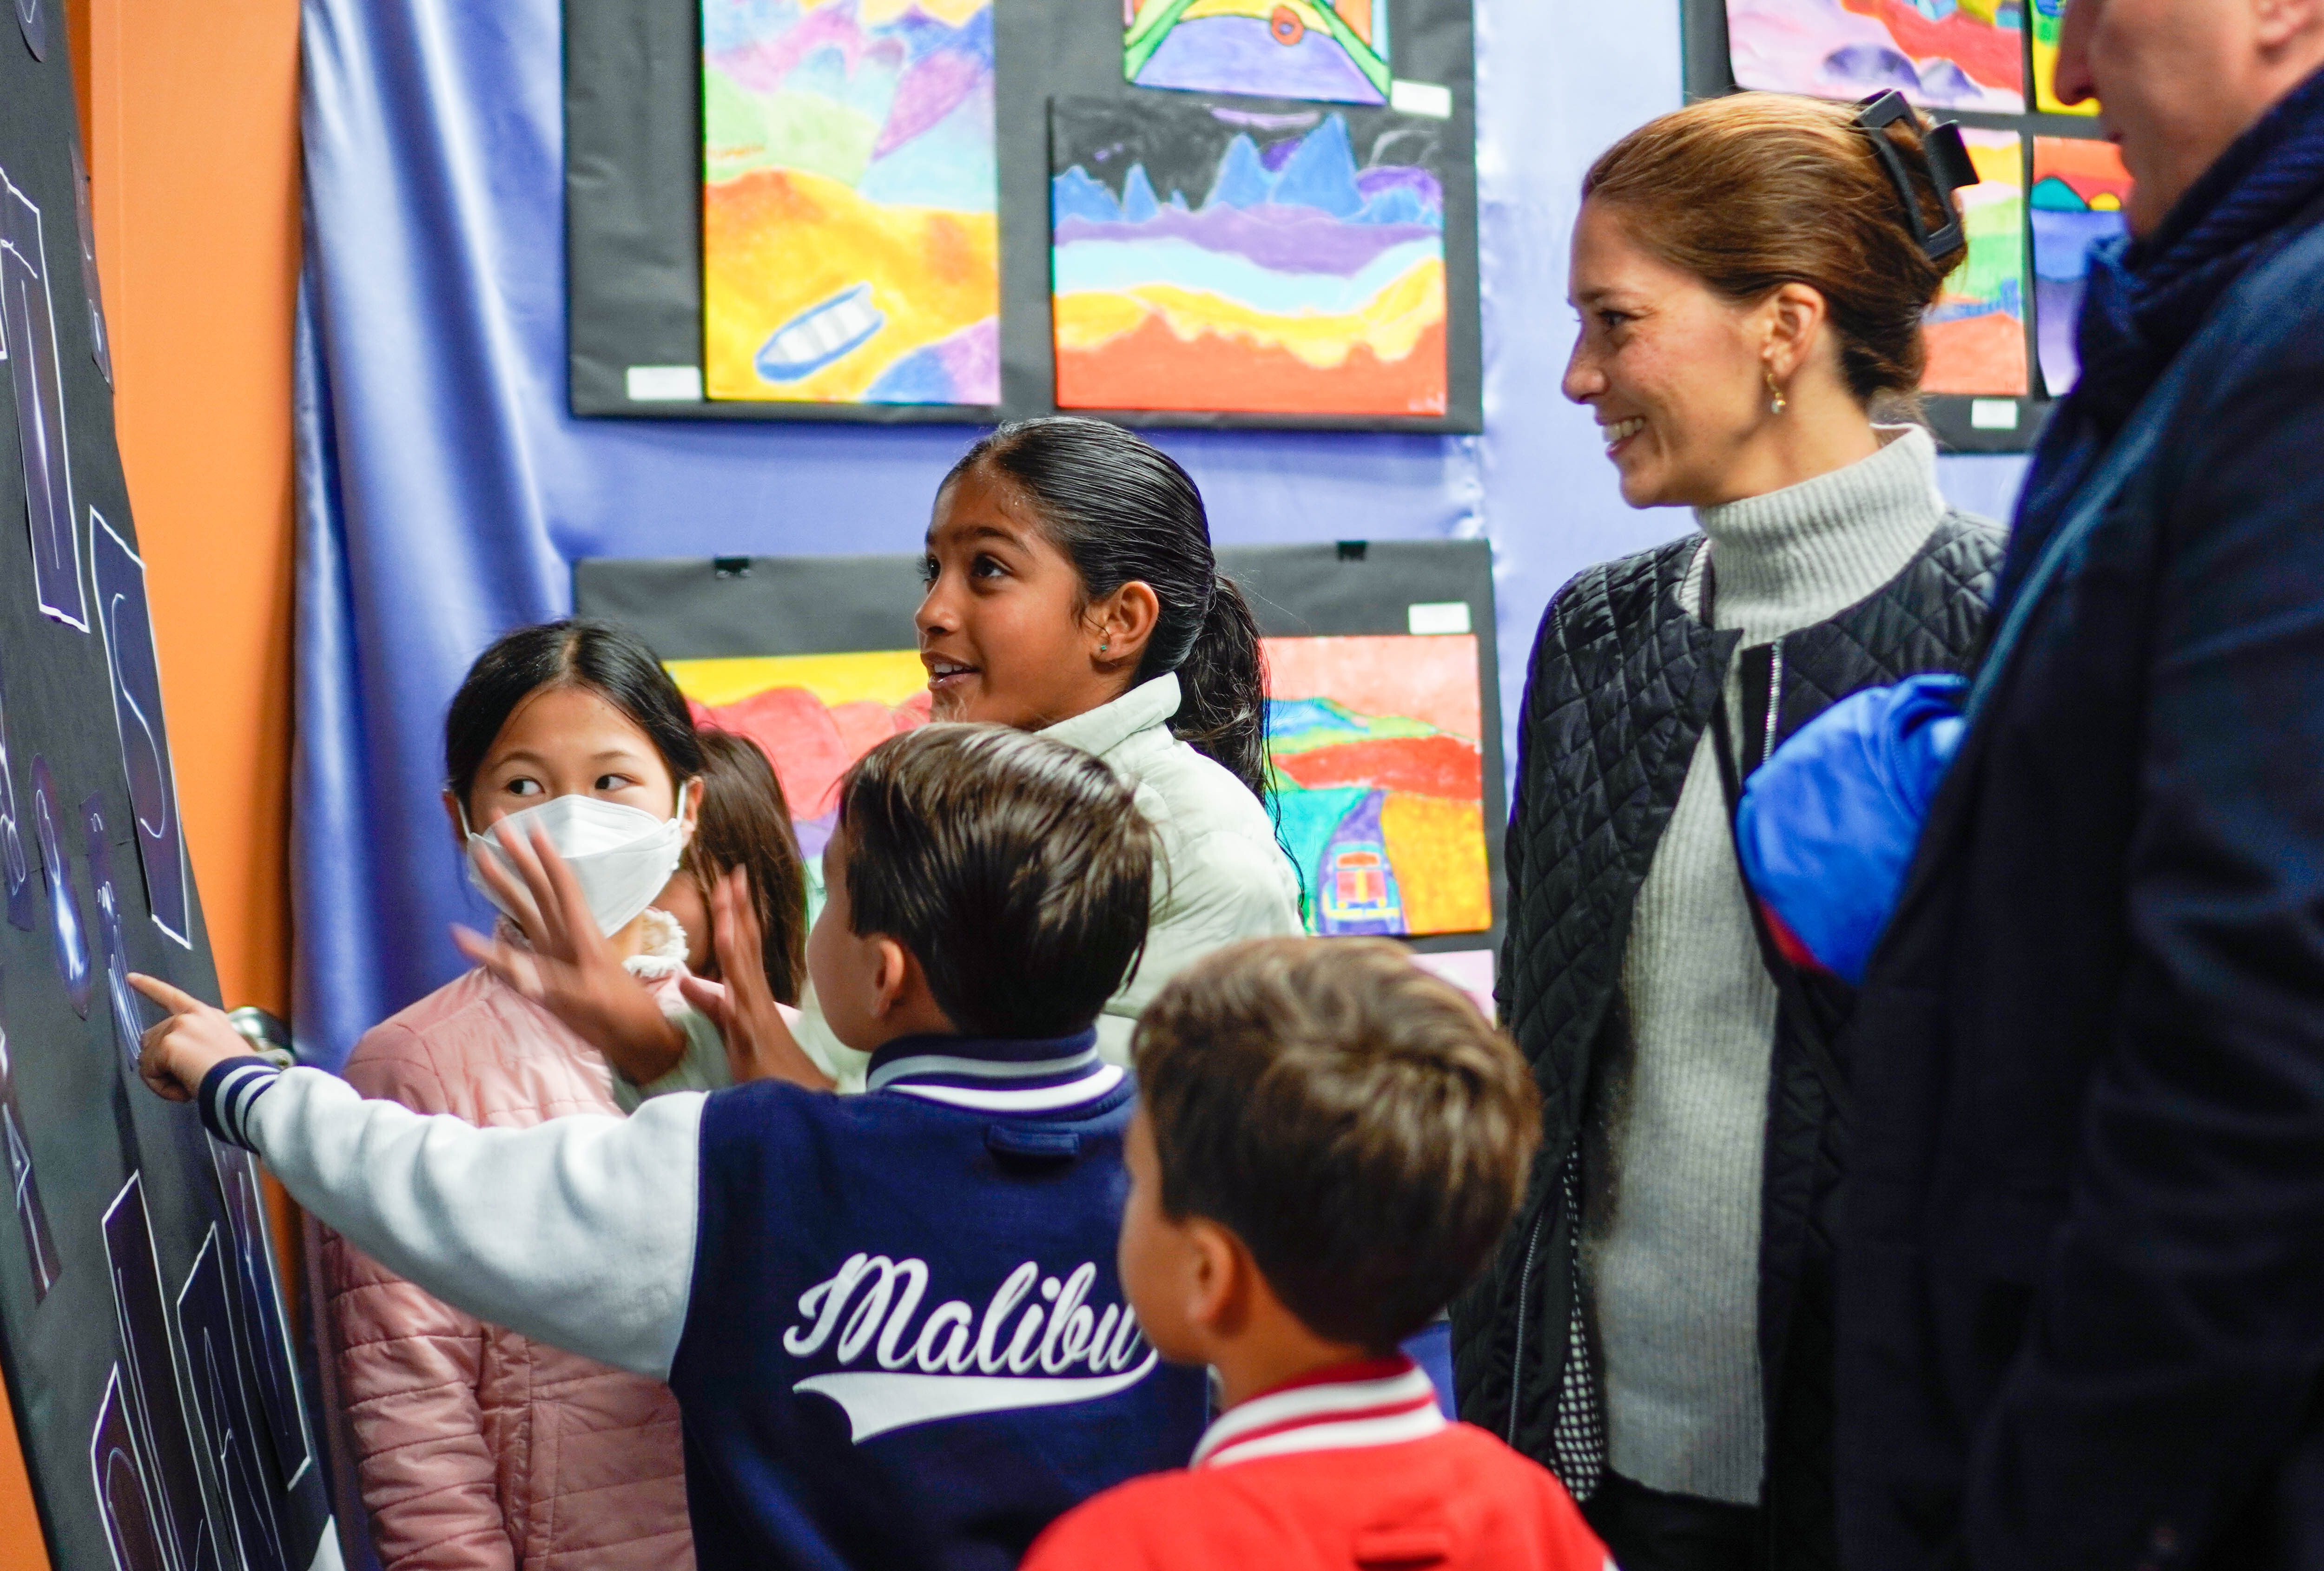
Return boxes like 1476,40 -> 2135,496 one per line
128,972 -> 206,1016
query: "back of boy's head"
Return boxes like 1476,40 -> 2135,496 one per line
1135,937 -> 1540,1353
837,724 -> 1152,1040
687,729 -> 809,1004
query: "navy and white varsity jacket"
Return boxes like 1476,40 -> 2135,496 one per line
202,1029 -> 1207,1571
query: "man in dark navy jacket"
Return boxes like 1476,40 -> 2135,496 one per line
1838,2 -> 2324,1569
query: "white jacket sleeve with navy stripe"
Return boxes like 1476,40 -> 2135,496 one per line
205,1058 -> 700,1379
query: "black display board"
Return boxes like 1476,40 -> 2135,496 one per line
564,0 -> 1482,432
0,25 -> 336,1571
575,539 -> 1504,954
1681,0 -> 2111,454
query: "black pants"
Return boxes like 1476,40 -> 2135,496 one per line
1582,1472 -> 1761,1571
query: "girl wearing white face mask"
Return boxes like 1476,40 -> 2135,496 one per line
318,620 -> 707,1571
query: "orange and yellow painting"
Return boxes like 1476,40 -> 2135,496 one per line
670,631 -> 1491,937
2031,137 -> 2130,396
703,0 -> 1000,405
1922,128 -> 2027,398
1266,634 -> 1489,937
669,650 -> 931,858
2030,0 -> 2094,116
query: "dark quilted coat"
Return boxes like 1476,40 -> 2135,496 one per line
1452,512 -> 2002,1568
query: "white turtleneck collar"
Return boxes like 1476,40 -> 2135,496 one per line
1683,424 -> 1947,647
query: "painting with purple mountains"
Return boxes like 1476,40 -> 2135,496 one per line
1050,95 -> 1446,416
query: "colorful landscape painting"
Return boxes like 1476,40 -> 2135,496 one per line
1923,128 -> 2027,397
2030,137 -> 2130,397
1266,634 -> 1489,938
1050,97 -> 1447,417
1125,0 -> 1390,106
2030,0 -> 2095,115
1726,0 -> 2025,114
668,650 -> 931,859
702,0 -> 1000,405
669,631 -> 1492,939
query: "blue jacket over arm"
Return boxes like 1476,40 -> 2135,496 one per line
1838,177 -> 2324,1570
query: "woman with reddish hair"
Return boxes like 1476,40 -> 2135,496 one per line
1452,92 -> 2004,1570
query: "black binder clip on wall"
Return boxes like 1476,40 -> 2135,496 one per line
1852,89 -> 1980,262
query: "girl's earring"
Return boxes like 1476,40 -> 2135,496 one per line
1098,638 -> 1111,656
1765,364 -> 1787,415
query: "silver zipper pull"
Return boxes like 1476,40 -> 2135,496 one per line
1763,636 -> 1785,768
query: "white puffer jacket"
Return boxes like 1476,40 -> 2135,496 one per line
1044,672 -> 1306,1061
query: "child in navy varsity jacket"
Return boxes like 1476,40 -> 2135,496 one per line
135,725 -> 1207,1571
1022,938 -> 1611,1571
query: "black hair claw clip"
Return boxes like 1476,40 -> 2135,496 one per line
1852,89 -> 1980,262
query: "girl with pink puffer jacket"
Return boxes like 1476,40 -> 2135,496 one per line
321,618 -> 803,1571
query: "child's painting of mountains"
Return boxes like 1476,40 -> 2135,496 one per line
667,650 -> 931,861
1050,96 -> 1446,417
1265,634 -> 1489,938
1923,128 -> 2027,397
664,630 -> 1491,939
1726,0 -> 2025,114
2030,137 -> 2130,397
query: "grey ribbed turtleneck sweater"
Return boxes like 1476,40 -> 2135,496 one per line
1583,426 -> 1948,1504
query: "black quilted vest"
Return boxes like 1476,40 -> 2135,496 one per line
1451,513 -> 2002,1569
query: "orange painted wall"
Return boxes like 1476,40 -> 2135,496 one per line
0,1387 -> 42,1571
0,0 -> 306,1563
83,0 -> 303,1024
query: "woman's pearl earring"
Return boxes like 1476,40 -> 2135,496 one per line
1765,364 -> 1787,415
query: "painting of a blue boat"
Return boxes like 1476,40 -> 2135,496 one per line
753,283 -> 885,384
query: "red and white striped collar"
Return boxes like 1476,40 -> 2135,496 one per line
1191,1354 -> 1446,1469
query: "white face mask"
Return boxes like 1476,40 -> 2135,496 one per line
463,783 -> 692,938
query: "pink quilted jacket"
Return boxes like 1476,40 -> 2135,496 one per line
322,965 -> 696,1571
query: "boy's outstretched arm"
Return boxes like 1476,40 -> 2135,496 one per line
131,974 -> 699,1380
679,867 -> 832,1091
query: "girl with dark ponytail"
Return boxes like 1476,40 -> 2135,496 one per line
482,420 -> 1302,1095
929,417 -> 1271,793
896,416 -> 1301,1066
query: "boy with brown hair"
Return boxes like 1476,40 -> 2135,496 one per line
134,725 -> 1208,1571
1023,936 -> 1609,1570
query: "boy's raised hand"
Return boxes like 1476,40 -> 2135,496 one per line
128,973 -> 251,1103
454,821 -> 688,1083
679,868 -> 832,1091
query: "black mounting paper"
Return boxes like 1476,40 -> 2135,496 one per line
175,1230 -> 291,1571
89,513 -> 191,949
0,653 -> 30,932
12,0 -> 41,64
66,141 -> 109,389
564,0 -> 1481,431
89,1367 -> 166,1571
208,1143 -> 310,1494
100,1173 -> 213,1571
0,21 -> 337,1568
29,755 -> 88,1018
1,166 -> 80,628
0,982 -> 58,1302
82,796 -> 141,1074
